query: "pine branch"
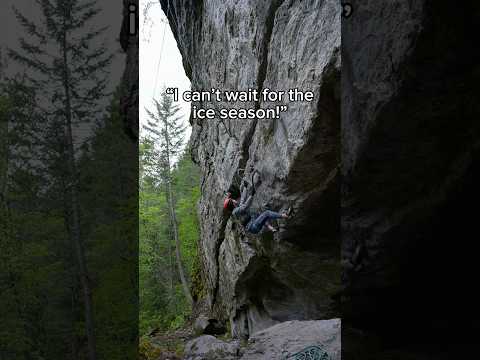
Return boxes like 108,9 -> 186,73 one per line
18,38 -> 49,57
70,7 -> 102,29
73,26 -> 109,46
8,49 -> 52,74
12,7 -> 48,43
36,0 -> 60,39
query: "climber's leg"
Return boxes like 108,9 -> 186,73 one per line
265,222 -> 277,233
247,210 -> 283,233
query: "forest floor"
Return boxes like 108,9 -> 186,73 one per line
140,326 -> 194,360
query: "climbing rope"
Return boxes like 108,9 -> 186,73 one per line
152,19 -> 167,98
164,0 -> 194,72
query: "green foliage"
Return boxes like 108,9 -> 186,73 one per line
139,138 -> 201,335
139,90 -> 201,335
0,81 -> 138,359
0,81 -> 71,359
77,94 -> 138,359
139,334 -> 185,360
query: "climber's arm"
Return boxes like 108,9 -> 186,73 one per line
239,184 -> 249,205
243,194 -> 253,209
232,195 -> 253,217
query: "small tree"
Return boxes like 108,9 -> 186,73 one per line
144,91 -> 193,305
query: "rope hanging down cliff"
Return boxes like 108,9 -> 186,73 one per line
163,0 -> 194,73
152,19 -> 167,97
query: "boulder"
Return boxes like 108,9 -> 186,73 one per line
184,319 -> 340,360
240,319 -> 340,360
184,335 -> 240,360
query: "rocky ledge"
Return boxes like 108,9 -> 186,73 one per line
184,319 -> 340,360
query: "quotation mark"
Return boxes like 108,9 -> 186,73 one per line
166,87 -> 179,101
342,2 -> 353,18
128,3 -> 137,35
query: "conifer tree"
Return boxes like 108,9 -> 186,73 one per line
144,92 -> 193,305
9,2 -> 113,359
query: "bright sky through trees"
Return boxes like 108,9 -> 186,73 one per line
139,0 -> 192,139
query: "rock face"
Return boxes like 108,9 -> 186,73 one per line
184,319 -> 340,360
160,0 -> 341,338
342,0 -> 480,356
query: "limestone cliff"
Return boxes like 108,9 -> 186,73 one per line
160,0 -> 341,338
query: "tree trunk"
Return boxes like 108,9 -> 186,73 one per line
70,284 -> 79,360
167,179 -> 193,305
62,25 -> 97,360
163,120 -> 193,305
169,229 -> 175,301
0,112 -> 7,209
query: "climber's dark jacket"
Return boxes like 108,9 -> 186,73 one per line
232,194 -> 254,226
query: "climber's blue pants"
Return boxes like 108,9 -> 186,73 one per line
246,210 -> 283,234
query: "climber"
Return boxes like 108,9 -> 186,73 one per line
223,177 -> 291,234
223,169 -> 257,212
223,178 -> 253,213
